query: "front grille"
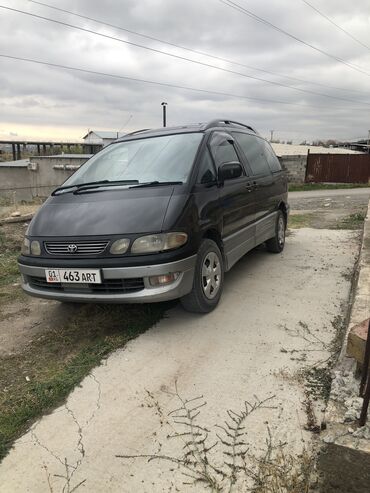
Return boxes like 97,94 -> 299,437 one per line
28,276 -> 145,294
44,240 -> 109,256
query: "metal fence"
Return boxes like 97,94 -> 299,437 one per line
306,153 -> 370,183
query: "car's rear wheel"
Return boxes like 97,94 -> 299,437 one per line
180,239 -> 224,313
266,210 -> 286,253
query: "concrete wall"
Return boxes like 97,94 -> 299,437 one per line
0,155 -> 90,202
279,155 -> 307,184
0,162 -> 33,201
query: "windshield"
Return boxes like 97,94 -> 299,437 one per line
63,132 -> 203,187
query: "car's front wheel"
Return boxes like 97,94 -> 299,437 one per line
180,239 -> 224,313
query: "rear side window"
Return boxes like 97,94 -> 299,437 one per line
262,141 -> 282,172
232,132 -> 271,176
209,132 -> 240,168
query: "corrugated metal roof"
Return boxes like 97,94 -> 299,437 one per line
83,130 -> 126,140
271,143 -> 363,157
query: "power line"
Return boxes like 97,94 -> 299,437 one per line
118,114 -> 133,133
25,0 -> 370,97
219,0 -> 370,76
1,4 -> 370,107
1,53 -> 369,112
301,0 -> 370,51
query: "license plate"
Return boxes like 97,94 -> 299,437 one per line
45,269 -> 102,284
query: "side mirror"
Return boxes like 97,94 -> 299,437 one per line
218,162 -> 243,184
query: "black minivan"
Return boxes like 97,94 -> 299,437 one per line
18,119 -> 289,313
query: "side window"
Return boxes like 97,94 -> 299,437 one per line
196,148 -> 217,184
209,132 -> 241,169
262,141 -> 282,172
232,132 -> 271,176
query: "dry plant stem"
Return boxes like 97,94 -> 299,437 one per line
117,390 -> 277,491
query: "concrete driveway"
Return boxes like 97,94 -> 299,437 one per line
0,227 -> 360,492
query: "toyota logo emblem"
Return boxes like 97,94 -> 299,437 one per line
67,244 -> 78,253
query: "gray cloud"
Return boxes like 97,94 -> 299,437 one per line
0,0 -> 370,141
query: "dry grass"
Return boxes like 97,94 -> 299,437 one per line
250,438 -> 313,493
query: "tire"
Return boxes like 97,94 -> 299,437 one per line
266,210 -> 286,253
180,239 -> 224,313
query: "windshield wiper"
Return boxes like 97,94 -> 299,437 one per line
52,180 -> 110,196
52,180 -> 139,196
130,181 -> 183,189
73,180 -> 139,194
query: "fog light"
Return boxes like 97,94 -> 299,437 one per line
149,272 -> 180,286
30,240 -> 41,256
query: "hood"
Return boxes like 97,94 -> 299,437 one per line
28,187 -> 174,237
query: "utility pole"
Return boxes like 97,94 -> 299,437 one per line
270,129 -> 274,142
368,129 -> 370,154
161,102 -> 167,127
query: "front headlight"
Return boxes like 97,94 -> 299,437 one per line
21,238 -> 30,255
30,240 -> 41,256
110,238 -> 130,255
21,238 -> 41,256
131,232 -> 188,254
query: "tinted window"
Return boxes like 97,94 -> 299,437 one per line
262,141 -> 282,172
63,133 -> 203,186
232,132 -> 271,176
197,148 -> 217,184
209,132 -> 240,169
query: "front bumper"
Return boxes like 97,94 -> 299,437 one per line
18,255 -> 196,303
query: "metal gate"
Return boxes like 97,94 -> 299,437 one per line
306,153 -> 370,183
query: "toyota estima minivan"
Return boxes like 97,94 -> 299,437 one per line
18,119 -> 289,313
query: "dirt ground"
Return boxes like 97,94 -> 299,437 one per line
288,188 -> 369,229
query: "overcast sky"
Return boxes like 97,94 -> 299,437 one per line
0,0 -> 369,142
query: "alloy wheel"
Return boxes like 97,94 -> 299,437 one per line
201,251 -> 221,299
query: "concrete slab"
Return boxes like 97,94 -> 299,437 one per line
0,229 -> 360,492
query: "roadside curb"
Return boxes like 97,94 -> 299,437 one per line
319,199 -> 370,492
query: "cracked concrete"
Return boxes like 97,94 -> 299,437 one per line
0,228 -> 360,492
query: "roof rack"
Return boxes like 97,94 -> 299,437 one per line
121,128 -> 151,137
204,119 -> 257,133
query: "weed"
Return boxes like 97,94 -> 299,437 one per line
336,212 -> 366,230
280,317 -> 347,403
0,252 -> 19,286
0,224 -> 24,302
288,183 -> 370,192
249,433 -> 314,493
303,367 -> 332,402
117,389 -> 315,492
